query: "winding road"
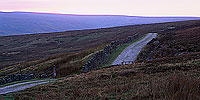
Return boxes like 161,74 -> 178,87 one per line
0,79 -> 52,94
112,33 -> 157,65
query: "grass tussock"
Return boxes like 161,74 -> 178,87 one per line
150,73 -> 200,100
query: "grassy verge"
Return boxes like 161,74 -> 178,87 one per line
134,33 -> 154,47
102,33 -> 149,67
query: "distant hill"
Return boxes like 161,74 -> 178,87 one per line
0,11 -> 200,36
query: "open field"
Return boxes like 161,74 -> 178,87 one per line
4,20 -> 200,99
1,20 -> 200,78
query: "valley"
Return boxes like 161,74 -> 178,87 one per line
1,12 -> 200,36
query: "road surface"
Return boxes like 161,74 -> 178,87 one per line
112,33 -> 157,65
0,79 -> 52,94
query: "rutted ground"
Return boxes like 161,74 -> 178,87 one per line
112,33 -> 157,65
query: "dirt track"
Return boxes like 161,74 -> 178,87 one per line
112,33 -> 157,65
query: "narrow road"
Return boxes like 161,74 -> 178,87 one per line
0,79 -> 52,94
112,33 -> 157,65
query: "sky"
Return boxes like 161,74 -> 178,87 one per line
1,0 -> 200,17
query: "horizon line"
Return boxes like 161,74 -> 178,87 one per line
1,11 -> 200,18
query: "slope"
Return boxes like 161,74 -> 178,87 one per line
9,20 -> 200,100
1,20 -> 200,78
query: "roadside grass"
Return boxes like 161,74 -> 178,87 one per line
134,33 -> 154,47
0,93 -> 14,100
102,33 -> 148,67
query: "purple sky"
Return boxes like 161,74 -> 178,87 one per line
1,0 -> 200,16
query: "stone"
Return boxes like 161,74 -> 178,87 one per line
153,41 -> 160,45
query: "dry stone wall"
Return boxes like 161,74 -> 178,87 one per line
81,33 -> 142,72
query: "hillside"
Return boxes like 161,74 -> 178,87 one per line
10,20 -> 200,100
1,20 -> 200,78
1,12 -> 200,36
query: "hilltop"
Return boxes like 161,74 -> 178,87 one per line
1,11 -> 200,36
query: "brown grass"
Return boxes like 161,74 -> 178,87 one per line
149,73 -> 200,100
13,56 -> 200,100
0,45 -> 105,77
137,25 -> 200,61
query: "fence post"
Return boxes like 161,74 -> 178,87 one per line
19,66 -> 22,74
53,65 -> 56,78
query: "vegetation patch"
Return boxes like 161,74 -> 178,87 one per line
0,93 -> 15,100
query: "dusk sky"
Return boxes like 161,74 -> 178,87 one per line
1,0 -> 200,17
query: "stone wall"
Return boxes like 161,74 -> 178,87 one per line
81,33 -> 142,72
0,66 -> 55,85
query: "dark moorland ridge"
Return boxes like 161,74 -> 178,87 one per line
1,11 -> 200,36
12,20 -> 200,100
